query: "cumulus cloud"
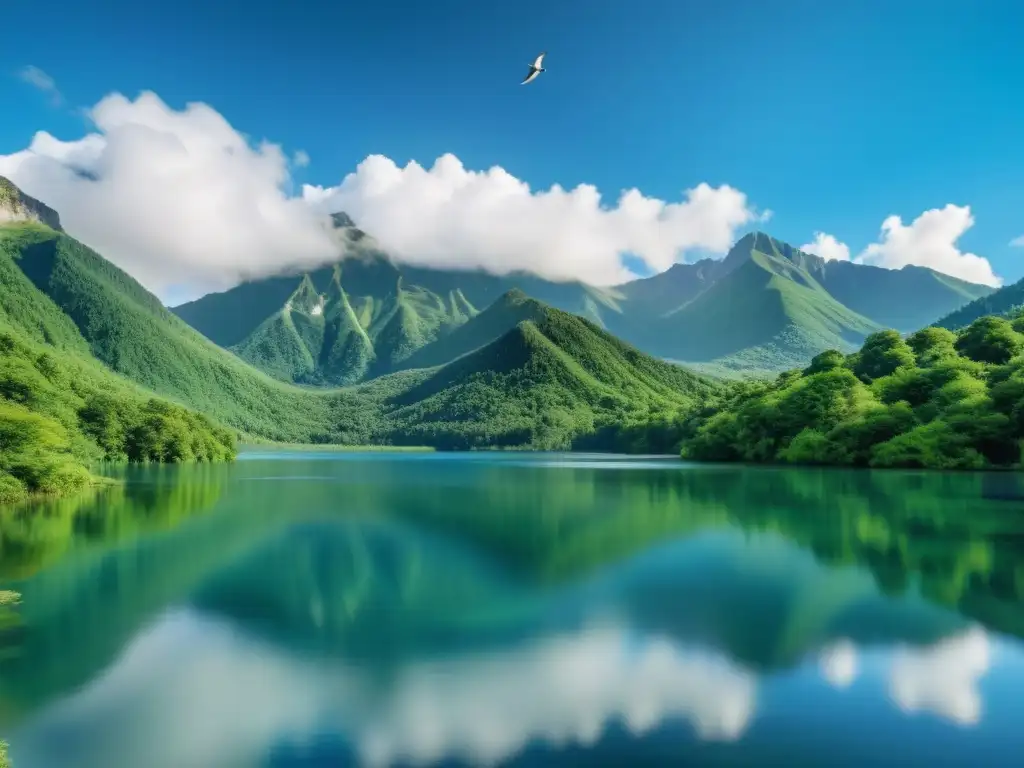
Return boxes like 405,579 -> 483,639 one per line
16,65 -> 63,106
2,86 -> 997,300
0,90 -> 764,300
859,206 -> 1001,286
1010,235 -> 1024,247
801,232 -> 851,262
0,91 -> 340,298
806,206 -> 1001,287
15,610 -> 757,768
303,154 -> 765,285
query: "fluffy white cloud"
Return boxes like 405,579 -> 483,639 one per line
1,86 -> 999,300
17,65 -> 63,106
807,206 -> 1001,287
0,90 -> 764,300
801,232 -> 851,262
1010,235 -> 1024,247
303,154 -> 765,285
0,91 -> 340,299
859,205 -> 1000,287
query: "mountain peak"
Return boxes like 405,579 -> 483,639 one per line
330,211 -> 356,229
0,176 -> 63,232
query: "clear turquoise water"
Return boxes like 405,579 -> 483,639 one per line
1,451 -> 1023,767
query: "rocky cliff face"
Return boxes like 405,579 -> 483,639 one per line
0,176 -> 63,231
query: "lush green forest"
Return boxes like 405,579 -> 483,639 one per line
675,313 -> 1024,469
0,326 -> 236,504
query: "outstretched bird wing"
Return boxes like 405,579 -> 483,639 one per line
521,68 -> 541,85
532,52 -> 547,69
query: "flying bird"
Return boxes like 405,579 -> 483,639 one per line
521,52 -> 547,85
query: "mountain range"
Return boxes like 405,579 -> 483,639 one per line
0,176 -> 714,450
172,215 -> 993,382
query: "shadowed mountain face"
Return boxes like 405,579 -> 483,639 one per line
173,225 -> 993,382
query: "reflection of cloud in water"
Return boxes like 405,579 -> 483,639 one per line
15,609 -> 757,768
819,639 -> 858,689
818,628 -> 992,727
358,624 -> 755,766
888,627 -> 991,726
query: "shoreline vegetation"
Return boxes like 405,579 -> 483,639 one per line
0,325 -> 236,506
675,313 -> 1024,471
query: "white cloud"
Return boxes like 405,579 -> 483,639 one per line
0,90 -> 763,300
1010,235 -> 1024,247
801,232 -> 851,262
303,154 -> 764,285
859,205 -> 1000,287
804,205 -> 1001,287
0,91 -> 340,299
1,86 -> 999,299
15,610 -> 758,768
16,65 -> 63,106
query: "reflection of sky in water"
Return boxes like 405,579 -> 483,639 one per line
5,456 -> 1024,767
10,608 -> 1022,768
821,628 -> 993,725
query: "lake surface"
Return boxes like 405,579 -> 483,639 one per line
1,452 -> 1024,767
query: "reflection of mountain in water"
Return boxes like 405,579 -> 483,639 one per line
1,457 -> 1023,766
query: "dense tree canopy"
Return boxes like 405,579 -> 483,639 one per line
677,315 -> 1024,470
0,328 -> 236,504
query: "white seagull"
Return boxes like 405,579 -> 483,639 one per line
521,52 -> 547,85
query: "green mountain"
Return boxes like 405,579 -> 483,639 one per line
394,288 -> 547,371
0,223 -> 235,503
174,224 -> 991,382
0,177 -> 719,451
634,233 -> 884,374
936,275 -> 1024,330
383,301 -> 718,449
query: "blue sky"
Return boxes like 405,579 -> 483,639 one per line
1,0 -> 1022,295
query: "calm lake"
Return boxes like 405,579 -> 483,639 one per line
1,452 -> 1023,767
